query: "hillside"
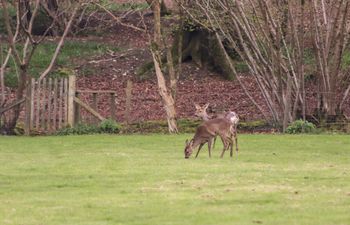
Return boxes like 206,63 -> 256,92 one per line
1,1 -> 350,131
72,9 -> 350,125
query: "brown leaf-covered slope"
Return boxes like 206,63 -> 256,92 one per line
75,10 -> 350,123
77,46 -> 268,123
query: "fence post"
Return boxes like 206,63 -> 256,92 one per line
74,92 -> 80,125
64,78 -> 68,127
35,79 -> 41,129
53,79 -> 58,130
92,92 -> 98,124
67,75 -> 76,127
41,78 -> 46,129
125,80 -> 133,124
30,78 -> 35,130
24,78 -> 32,135
47,78 -> 52,132
110,93 -> 116,121
58,78 -> 64,129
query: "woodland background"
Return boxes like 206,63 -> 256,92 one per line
1,0 -> 350,134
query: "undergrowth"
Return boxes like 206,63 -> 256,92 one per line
286,120 -> 316,134
56,119 -> 121,135
1,41 -> 119,88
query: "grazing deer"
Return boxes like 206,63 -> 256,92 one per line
194,103 -> 239,153
184,118 -> 235,159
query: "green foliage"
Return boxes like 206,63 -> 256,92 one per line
4,70 -> 18,88
0,6 -> 16,34
123,119 -> 271,134
234,61 -> 249,73
238,120 -> 270,131
303,48 -> 317,81
123,119 -> 201,134
341,49 -> 350,68
286,119 -> 316,134
86,1 -> 148,12
177,119 -> 201,133
55,124 -> 100,135
99,119 -> 121,133
56,120 -> 122,135
1,41 -> 119,87
135,61 -> 155,80
183,17 -> 202,32
125,120 -> 170,133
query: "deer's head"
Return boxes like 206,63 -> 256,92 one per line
226,111 -> 239,125
194,103 -> 211,120
184,139 -> 194,159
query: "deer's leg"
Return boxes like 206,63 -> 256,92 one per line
195,143 -> 205,158
234,130 -> 238,154
220,135 -> 229,158
226,132 -> 234,158
208,138 -> 213,158
212,136 -> 216,149
230,133 -> 234,158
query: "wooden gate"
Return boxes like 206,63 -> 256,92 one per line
24,75 -> 117,134
25,76 -> 74,133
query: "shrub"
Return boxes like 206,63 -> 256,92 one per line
56,120 -> 121,135
56,124 -> 100,135
286,120 -> 316,134
99,119 -> 121,133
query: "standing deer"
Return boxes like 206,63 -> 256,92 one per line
194,103 -> 239,153
184,118 -> 234,159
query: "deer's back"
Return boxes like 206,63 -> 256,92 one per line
194,124 -> 215,139
202,118 -> 231,133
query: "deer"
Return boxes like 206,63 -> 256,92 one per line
194,103 -> 239,153
184,118 -> 235,159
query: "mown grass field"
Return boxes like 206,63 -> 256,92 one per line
0,134 -> 349,225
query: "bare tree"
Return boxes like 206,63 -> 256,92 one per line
182,0 -> 350,130
145,0 -> 177,14
94,0 -> 180,133
0,0 -> 85,134
311,0 -> 350,117
150,0 -> 178,133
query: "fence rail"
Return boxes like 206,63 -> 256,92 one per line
74,90 -> 117,124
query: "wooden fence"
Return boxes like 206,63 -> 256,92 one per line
22,75 -> 117,135
74,90 -> 117,124
26,77 -> 69,133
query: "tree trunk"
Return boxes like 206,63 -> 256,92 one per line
46,0 -> 58,11
152,52 -> 178,133
283,75 -> 292,132
5,68 -> 28,134
151,0 -> 178,133
145,0 -> 170,15
1,0 -> 80,134
172,28 -> 237,80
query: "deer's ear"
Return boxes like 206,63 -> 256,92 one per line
194,103 -> 200,110
204,103 -> 209,110
185,139 -> 189,145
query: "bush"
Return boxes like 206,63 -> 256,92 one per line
56,120 -> 121,135
99,119 -> 121,133
286,120 -> 316,134
56,124 -> 100,135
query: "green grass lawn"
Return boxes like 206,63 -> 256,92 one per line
0,134 -> 349,225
